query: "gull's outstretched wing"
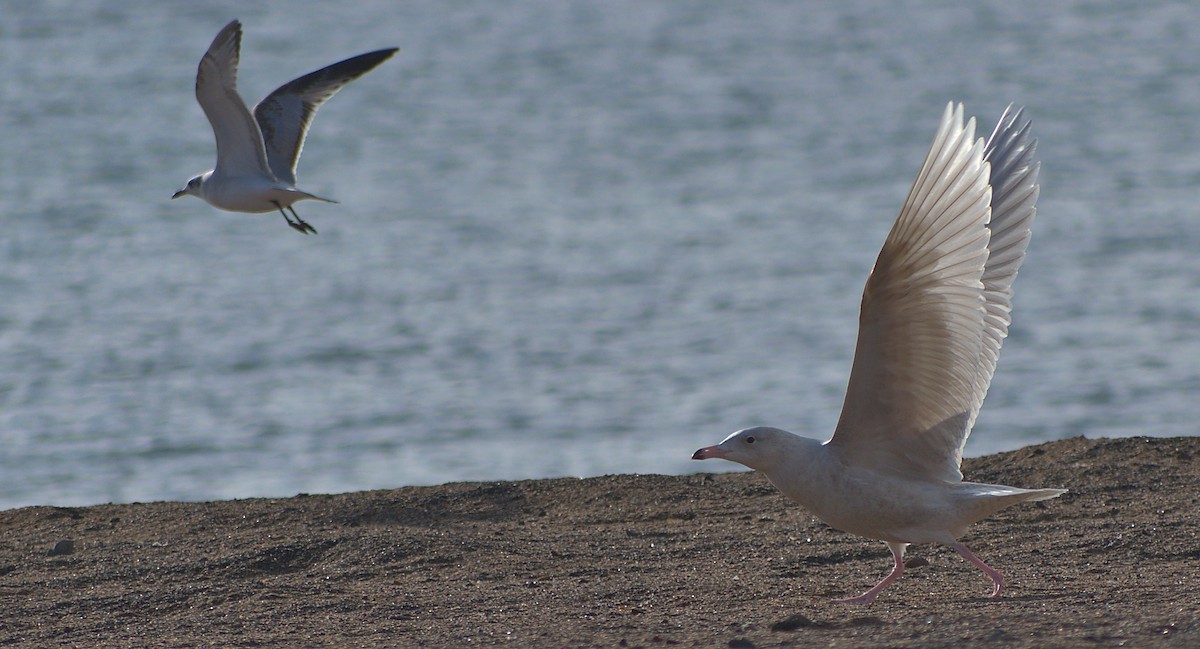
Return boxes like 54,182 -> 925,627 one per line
195,20 -> 274,179
252,48 -> 398,186
970,106 -> 1041,434
827,103 -> 1039,482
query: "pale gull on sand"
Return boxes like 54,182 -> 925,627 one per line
172,20 -> 397,234
693,103 -> 1064,605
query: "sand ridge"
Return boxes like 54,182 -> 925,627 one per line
1,435 -> 1197,647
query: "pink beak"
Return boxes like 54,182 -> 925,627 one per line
692,445 -> 727,460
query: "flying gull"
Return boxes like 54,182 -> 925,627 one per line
172,20 -> 397,234
693,103 -> 1063,604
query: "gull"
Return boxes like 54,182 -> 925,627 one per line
172,20 -> 398,234
693,103 -> 1063,605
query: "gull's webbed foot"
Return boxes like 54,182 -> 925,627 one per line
947,542 -> 1005,598
274,201 -> 318,235
287,218 -> 318,235
832,541 -> 909,606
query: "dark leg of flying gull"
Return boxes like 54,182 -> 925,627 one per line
272,200 -> 318,235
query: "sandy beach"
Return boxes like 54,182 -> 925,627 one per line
1,435 -> 1197,648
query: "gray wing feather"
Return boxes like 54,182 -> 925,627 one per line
964,106 -> 1041,437
252,48 -> 398,185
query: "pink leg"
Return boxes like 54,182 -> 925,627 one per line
833,541 -> 909,605
947,541 -> 1005,597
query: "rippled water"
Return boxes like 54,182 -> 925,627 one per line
2,1 -> 1199,509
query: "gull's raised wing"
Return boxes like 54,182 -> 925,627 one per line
970,106 -> 1041,435
195,20 -> 274,179
828,103 -> 1002,482
252,48 -> 398,186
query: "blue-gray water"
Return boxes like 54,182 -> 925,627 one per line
2,1 -> 1198,510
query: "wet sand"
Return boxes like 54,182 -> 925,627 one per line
1,435 -> 1197,647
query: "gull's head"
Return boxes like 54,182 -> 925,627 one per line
172,174 -> 206,200
692,426 -> 794,473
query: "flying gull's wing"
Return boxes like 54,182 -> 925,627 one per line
195,20 -> 274,179
252,48 -> 398,185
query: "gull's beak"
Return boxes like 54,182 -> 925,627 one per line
692,445 -> 727,461
171,189 -> 186,199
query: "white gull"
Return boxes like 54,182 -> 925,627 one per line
693,103 -> 1064,605
172,20 -> 397,234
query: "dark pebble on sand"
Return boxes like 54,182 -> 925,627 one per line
48,540 -> 74,556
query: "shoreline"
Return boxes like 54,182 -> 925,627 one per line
2,435 -> 1197,647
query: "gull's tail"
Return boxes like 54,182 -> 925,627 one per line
293,188 -> 338,204
952,482 -> 1067,533
1018,488 -> 1068,502
967,483 -> 1067,503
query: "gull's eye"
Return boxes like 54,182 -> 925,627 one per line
745,436 -> 756,444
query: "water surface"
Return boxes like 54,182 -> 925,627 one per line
1,1 -> 1198,508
